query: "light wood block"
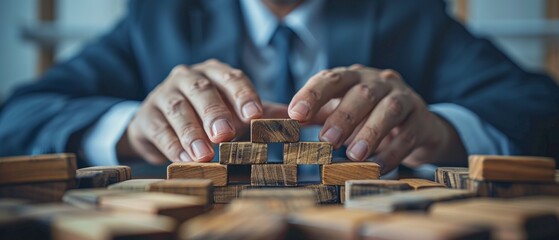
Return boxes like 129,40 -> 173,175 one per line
0,153 -> 76,185
232,188 -> 316,214
467,179 -> 559,198
219,142 -> 267,164
251,164 -> 297,186
149,179 -> 213,208
76,166 -> 131,185
250,119 -> 299,143
100,192 -> 206,222
322,162 -> 380,185
213,185 -> 247,203
167,162 -> 227,186
345,180 -> 411,201
63,189 -> 130,209
399,178 -> 445,190
284,142 -> 333,164
435,167 -> 469,189
0,180 -> 76,202
469,155 -> 556,182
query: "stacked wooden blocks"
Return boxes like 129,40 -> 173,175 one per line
167,119 -> 382,203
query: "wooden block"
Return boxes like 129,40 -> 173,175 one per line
76,166 -> 131,185
340,186 -> 346,203
149,179 -> 213,208
467,179 -> 559,198
0,153 -> 76,185
63,189 -> 130,209
322,162 -> 380,185
300,185 -> 340,204
250,119 -> 299,143
76,170 -> 109,189
469,155 -> 556,182
0,180 -> 76,202
431,199 -> 559,240
284,142 -> 333,164
511,196 -> 559,216
108,179 -> 165,191
219,142 -> 267,164
167,162 -> 227,186
346,188 -> 474,213
435,167 -> 469,189
251,164 -> 297,186
345,180 -> 411,201
179,211 -> 288,240
232,188 -> 316,214
100,192 -> 206,222
213,185 -> 247,203
399,178 -> 445,190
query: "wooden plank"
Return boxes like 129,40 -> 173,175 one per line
76,166 -> 131,185
108,179 -> 164,191
213,185 -> 247,203
167,162 -> 227,186
148,179 -> 213,208
100,192 -> 206,222
63,189 -> 130,209
399,178 -> 445,190
0,153 -> 76,185
250,119 -> 300,143
0,180 -> 75,202
232,188 -> 316,214
469,155 -> 556,182
284,142 -> 332,164
322,162 -> 380,185
435,167 -> 469,189
76,170 -> 109,189
467,179 -> 559,198
300,185 -> 339,204
345,180 -> 411,201
219,142 -> 267,164
251,164 -> 297,186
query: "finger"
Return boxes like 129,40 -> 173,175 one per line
127,120 -> 170,164
320,81 -> 390,148
346,91 -> 415,161
289,68 -> 360,122
195,59 -> 263,122
171,65 -> 236,143
305,98 -> 341,126
375,122 -> 418,174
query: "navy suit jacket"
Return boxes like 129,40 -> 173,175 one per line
1,0 -> 558,165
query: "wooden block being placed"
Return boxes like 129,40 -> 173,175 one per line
435,167 -> 469,189
76,166 -> 131,185
251,164 -> 297,186
0,180 -> 76,202
322,162 -> 380,185
345,180 -> 411,201
0,153 -> 76,185
399,178 -> 445,190
100,192 -> 206,222
284,142 -> 332,164
251,119 -> 299,143
108,179 -> 165,191
219,142 -> 267,164
167,162 -> 227,186
467,179 -> 559,198
213,185 -> 247,203
469,155 -> 556,182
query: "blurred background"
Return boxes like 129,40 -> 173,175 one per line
0,0 -> 558,104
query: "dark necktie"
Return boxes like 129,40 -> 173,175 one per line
270,24 -> 296,104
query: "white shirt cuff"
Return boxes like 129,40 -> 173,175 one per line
429,103 -> 517,155
82,101 -> 140,166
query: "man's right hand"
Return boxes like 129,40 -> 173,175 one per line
118,59 -> 264,164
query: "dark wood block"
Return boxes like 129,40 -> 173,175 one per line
469,155 -> 556,182
322,162 -> 380,185
0,153 -> 76,185
435,167 -> 469,189
251,119 -> 299,143
399,178 -> 445,190
300,185 -> 340,204
0,180 -> 76,202
345,180 -> 411,201
167,162 -> 227,186
213,185 -> 248,203
76,170 -> 109,189
219,142 -> 267,164
284,142 -> 332,165
76,166 -> 131,185
251,164 -> 297,186
467,179 -> 559,198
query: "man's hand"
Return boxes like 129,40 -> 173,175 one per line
288,65 -> 466,173
119,59 -> 264,164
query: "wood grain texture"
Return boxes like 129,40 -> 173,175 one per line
467,179 -> 559,198
219,142 -> 267,164
435,167 -> 469,189
167,162 -> 227,186
76,166 -> 131,185
100,192 -> 206,222
0,153 -> 76,185
283,142 -> 332,164
431,199 -> 559,240
233,188 -> 316,214
63,189 -> 130,209
340,186 -> 345,203
251,164 -> 297,186
213,185 -> 248,203
345,180 -> 411,201
149,179 -> 213,207
0,179 -> 76,203
108,179 -> 165,191
251,119 -> 300,143
322,162 -> 380,185
76,170 -> 109,189
300,185 -> 340,204
469,155 -> 556,182
399,178 -> 445,190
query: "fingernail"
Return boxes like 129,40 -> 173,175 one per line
211,119 -> 233,137
191,139 -> 213,160
322,127 -> 342,145
179,151 -> 191,162
348,140 -> 369,161
242,101 -> 261,119
290,101 -> 310,119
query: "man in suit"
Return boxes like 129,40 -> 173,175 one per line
0,0 -> 558,176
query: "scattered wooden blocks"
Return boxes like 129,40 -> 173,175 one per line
399,178 -> 445,190
76,166 -> 131,185
219,142 -> 267,164
467,179 -> 559,198
0,153 -> 76,184
469,155 -> 556,182
251,164 -> 297,186
345,180 -> 411,201
435,167 -> 469,189
322,162 -> 380,185
284,142 -> 332,164
251,119 -> 300,143
168,162 -> 227,186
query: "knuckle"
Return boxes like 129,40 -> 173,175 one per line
189,77 -> 212,91
349,64 -> 365,70
318,69 -> 341,84
335,109 -> 356,125
355,83 -> 378,103
164,97 -> 187,117
380,69 -> 401,80
224,69 -> 246,83
180,123 -> 204,144
234,87 -> 257,101
301,88 -> 322,103
204,58 -> 221,66
203,103 -> 229,117
385,95 -> 404,116
171,64 -> 190,76
361,125 -> 382,141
